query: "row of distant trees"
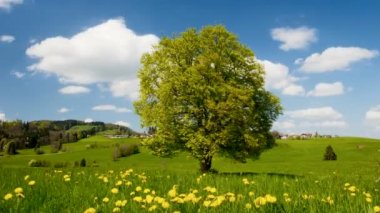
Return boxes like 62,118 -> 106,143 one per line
0,120 -> 135,154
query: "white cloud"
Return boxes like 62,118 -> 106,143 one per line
11,71 -> 25,79
109,79 -> 140,100
0,0 -> 22,10
0,35 -> 15,43
84,118 -> 94,123
58,107 -> 70,113
273,106 -> 347,133
26,18 -> 159,100
92,104 -> 132,113
282,84 -> 305,96
299,47 -> 378,73
0,112 -> 6,121
271,26 -> 317,51
273,120 -> 295,129
307,82 -> 345,97
114,121 -> 131,127
365,106 -> 380,132
58,85 -> 90,95
257,59 -> 305,96
286,107 -> 343,121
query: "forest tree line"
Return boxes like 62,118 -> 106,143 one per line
0,119 -> 136,154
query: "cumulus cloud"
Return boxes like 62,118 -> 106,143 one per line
257,59 -> 305,96
11,71 -> 25,79
365,105 -> 380,132
84,118 -> 94,123
58,107 -> 70,113
273,120 -> 296,129
271,26 -> 317,51
0,35 -> 15,43
92,104 -> 132,113
286,106 -> 343,121
273,106 -> 347,133
26,18 -> 159,100
307,82 -> 345,97
0,0 -> 22,10
114,121 -> 131,127
58,85 -> 90,95
109,79 -> 140,100
0,112 -> 6,121
299,47 -> 378,73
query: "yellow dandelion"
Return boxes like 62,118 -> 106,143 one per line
146,195 -> 154,204
83,207 -> 96,213
111,188 -> 119,194
366,197 -> 372,203
136,186 -> 142,192
254,196 -> 266,207
168,187 -> 177,198
28,180 -> 36,186
148,205 -> 157,212
126,181 -> 132,186
103,177 -> 109,183
374,206 -> 380,213
112,207 -> 120,212
115,200 -> 126,207
14,187 -> 23,194
245,203 -> 252,209
173,211 -> 180,213
144,188 -> 151,194
103,197 -> 109,203
265,194 -> 277,203
133,196 -> 143,202
348,186 -> 356,192
161,201 -> 170,209
249,191 -> 255,196
24,175 -> 30,181
350,193 -> 356,197
229,196 -> 236,202
4,193 -> 13,201
203,200 -> 211,207
115,181 -> 122,186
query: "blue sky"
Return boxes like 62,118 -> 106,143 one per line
1,0 -> 380,137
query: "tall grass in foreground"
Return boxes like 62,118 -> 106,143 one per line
0,168 -> 379,212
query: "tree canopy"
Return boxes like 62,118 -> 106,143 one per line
135,25 -> 282,172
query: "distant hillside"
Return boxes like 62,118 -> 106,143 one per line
0,120 -> 138,152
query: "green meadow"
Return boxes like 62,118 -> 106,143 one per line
0,135 -> 379,212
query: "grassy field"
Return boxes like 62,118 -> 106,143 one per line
0,136 -> 379,212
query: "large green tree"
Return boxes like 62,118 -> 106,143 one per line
135,25 -> 282,172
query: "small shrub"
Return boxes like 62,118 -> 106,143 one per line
85,143 -> 98,149
28,159 -> 50,167
34,148 -> 45,155
112,143 -> 140,160
51,141 -> 62,153
324,145 -> 337,161
53,162 -> 69,168
80,158 -> 86,167
5,141 -> 17,155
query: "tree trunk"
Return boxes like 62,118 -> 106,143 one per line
200,156 -> 212,173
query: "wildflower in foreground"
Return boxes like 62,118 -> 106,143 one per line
14,187 -> 23,194
162,201 -> 170,209
168,186 -> 177,197
83,207 -> 96,213
28,180 -> 36,186
111,188 -> 119,194
102,197 -> 109,203
4,193 -> 13,201
374,206 -> 380,213
245,203 -> 252,209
